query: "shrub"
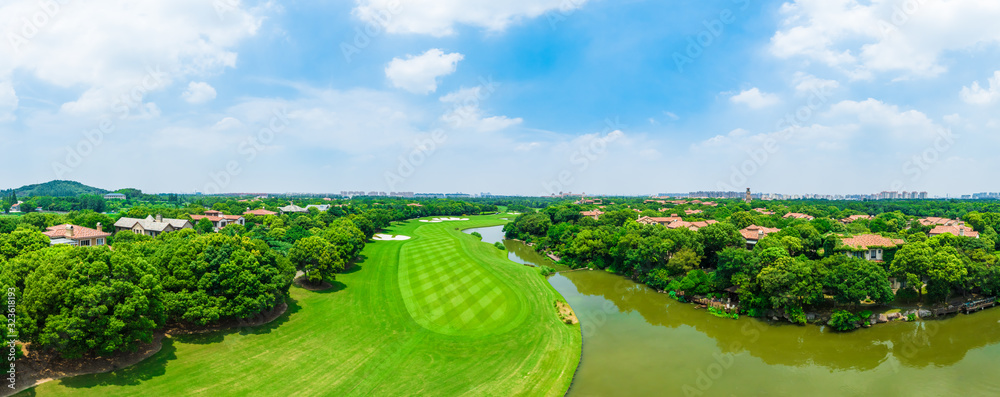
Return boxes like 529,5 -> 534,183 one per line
494,242 -> 506,250
708,307 -> 739,320
471,231 -> 482,240
907,313 -> 917,321
786,306 -> 807,325
539,266 -> 555,276
828,310 -> 859,332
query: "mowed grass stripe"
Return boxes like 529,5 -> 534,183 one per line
27,215 -> 580,397
397,221 -> 522,336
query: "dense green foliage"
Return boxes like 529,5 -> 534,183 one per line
3,180 -> 108,197
504,198 -> 1000,324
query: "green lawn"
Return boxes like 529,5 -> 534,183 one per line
25,215 -> 580,396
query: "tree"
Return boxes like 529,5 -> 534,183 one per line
148,233 -> 294,326
925,246 -> 967,303
320,219 -> 367,260
196,218 -> 214,234
289,236 -> 345,285
890,242 -> 933,300
17,247 -> 165,358
826,258 -> 894,306
729,212 -> 756,229
667,247 -> 700,276
698,223 -> 744,267
756,257 -> 824,311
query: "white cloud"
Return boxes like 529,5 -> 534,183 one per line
961,71 -> 1000,105
183,82 -> 218,104
439,86 -> 522,132
770,0 -> 1000,79
793,73 -> 840,95
729,88 -> 781,109
385,49 -> 464,94
0,81 -> 17,121
0,0 -> 263,116
353,0 -> 589,37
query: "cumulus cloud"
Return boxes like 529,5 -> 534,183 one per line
961,71 -> 1000,105
793,73 -> 840,95
770,0 -> 1000,79
729,88 -> 781,109
0,0 -> 263,116
439,86 -> 522,132
353,0 -> 589,37
385,49 -> 464,94
183,82 -> 218,104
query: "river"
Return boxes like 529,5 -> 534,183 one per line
466,225 -> 1000,396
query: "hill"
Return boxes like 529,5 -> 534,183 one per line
2,180 -> 109,197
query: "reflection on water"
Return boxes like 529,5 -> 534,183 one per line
551,270 -> 1000,397
463,225 -> 559,269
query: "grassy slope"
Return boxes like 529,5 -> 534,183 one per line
27,215 -> 580,396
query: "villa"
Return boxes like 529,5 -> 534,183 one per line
740,225 -> 781,249
190,210 -> 246,232
840,215 -> 872,223
114,215 -> 193,238
783,213 -> 815,221
279,204 -> 309,215
43,223 -> 111,246
837,234 -> 905,262
581,210 -> 604,220
244,208 -> 277,216
637,215 -> 683,226
929,224 -> 979,238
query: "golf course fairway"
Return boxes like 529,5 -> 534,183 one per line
24,215 -> 582,396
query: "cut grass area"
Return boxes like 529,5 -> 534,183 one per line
26,214 -> 580,396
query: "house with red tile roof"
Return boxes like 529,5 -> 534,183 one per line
835,234 -> 905,261
783,213 -> 815,221
243,208 -> 277,216
840,215 -> 872,223
753,208 -> 775,215
918,217 -> 961,227
740,225 -> 781,249
581,210 -> 604,220
43,224 -> 111,247
190,210 -> 246,232
929,225 -> 979,238
637,215 -> 682,226
666,220 -> 719,231
684,209 -> 704,215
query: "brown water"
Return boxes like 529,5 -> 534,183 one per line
463,225 -> 562,269
549,270 -> 1000,397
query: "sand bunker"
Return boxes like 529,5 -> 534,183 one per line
374,234 -> 411,241
418,217 -> 470,223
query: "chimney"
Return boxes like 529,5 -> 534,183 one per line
960,228 -> 965,236
96,222 -> 102,232
66,225 -> 73,238
156,214 -> 163,222
759,230 -> 765,237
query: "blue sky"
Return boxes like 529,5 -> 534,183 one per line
2,0 -> 999,196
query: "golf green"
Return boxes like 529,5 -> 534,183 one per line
24,215 -> 581,396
